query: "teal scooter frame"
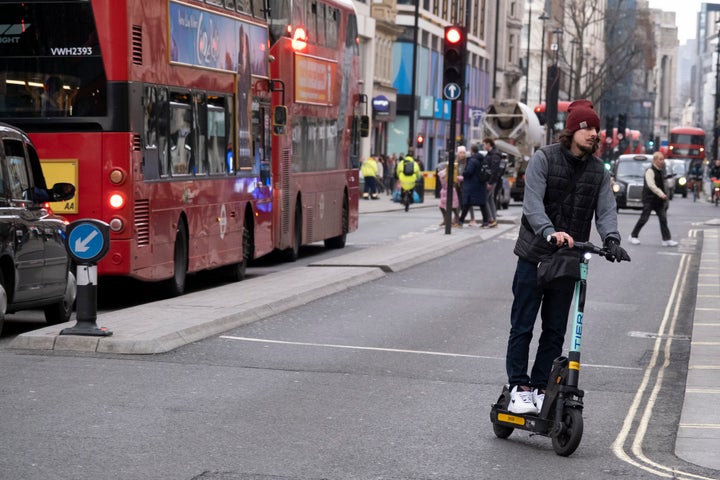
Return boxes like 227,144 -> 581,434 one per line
489,240 -> 608,456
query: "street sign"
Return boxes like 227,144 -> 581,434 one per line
444,83 -> 461,101
66,219 -> 110,264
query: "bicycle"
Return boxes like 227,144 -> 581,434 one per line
712,178 -> 720,207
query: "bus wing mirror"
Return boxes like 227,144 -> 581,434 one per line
273,106 -> 287,135
359,115 -> 369,138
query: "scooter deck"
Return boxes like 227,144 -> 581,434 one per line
490,406 -> 556,436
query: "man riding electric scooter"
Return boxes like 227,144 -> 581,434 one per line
491,100 -> 631,455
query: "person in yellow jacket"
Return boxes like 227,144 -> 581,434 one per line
361,156 -> 379,199
396,152 -> 420,211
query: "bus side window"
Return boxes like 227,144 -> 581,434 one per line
207,102 -> 228,175
192,92 -> 208,175
169,101 -> 193,176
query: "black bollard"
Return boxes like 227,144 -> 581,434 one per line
60,265 -> 112,336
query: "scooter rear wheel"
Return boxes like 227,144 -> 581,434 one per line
551,408 -> 583,456
492,422 -> 514,439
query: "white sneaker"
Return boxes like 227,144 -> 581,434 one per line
533,389 -> 545,415
662,239 -> 678,247
629,236 -> 640,245
508,386 -> 537,414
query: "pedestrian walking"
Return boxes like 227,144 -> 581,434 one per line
455,145 -> 476,224
482,137 -> 502,228
361,155 -> 379,200
628,151 -> 678,247
437,161 -> 460,226
457,144 -> 489,226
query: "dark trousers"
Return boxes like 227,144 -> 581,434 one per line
631,200 -> 671,241
458,204 -> 489,224
363,177 -> 378,196
506,258 -> 575,389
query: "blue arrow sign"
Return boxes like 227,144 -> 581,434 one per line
444,83 -> 461,101
66,221 -> 110,263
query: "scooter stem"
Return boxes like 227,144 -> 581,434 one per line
567,258 -> 589,387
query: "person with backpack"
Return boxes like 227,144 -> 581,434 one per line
482,137 -> 503,228
396,150 -> 420,212
455,145 -> 476,224
456,144 -> 489,226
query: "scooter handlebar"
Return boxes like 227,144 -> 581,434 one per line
547,236 -> 609,257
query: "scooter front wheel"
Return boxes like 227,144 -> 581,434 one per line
551,407 -> 583,456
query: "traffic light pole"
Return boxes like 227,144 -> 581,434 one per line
442,25 -> 466,234
445,103 -> 457,235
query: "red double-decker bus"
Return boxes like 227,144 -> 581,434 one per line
668,126 -> 705,160
0,0 -> 365,296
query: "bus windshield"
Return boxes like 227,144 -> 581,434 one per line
0,0 -> 107,118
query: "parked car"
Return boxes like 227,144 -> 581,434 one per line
0,122 -> 77,335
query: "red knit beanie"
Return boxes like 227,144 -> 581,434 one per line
565,99 -> 600,133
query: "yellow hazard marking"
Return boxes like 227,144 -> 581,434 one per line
569,361 -> 580,371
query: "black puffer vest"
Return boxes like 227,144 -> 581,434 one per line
514,144 -> 606,262
641,165 -> 666,205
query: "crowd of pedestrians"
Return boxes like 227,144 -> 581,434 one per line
362,136 -> 508,223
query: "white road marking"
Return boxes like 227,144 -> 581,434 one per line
218,335 -> 641,370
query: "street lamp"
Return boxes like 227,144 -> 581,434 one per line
538,12 -> 550,105
569,38 -> 579,99
552,28 -> 563,63
523,0 -> 532,104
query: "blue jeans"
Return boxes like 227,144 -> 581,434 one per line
506,258 -> 575,389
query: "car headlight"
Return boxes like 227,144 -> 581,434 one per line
612,182 -> 623,194
678,176 -> 687,186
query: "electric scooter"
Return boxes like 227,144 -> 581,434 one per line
489,240 -> 609,456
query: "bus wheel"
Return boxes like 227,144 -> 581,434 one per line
0,270 -> 7,337
283,203 -> 302,262
165,220 -> 188,297
44,269 -> 76,325
324,195 -> 348,249
225,214 -> 252,282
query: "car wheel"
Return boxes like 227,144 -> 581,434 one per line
44,269 -> 77,325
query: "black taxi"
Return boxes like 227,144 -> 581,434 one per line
0,122 -> 76,335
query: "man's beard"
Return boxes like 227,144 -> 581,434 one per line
577,137 -> 600,155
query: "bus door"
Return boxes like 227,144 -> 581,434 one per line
250,98 -> 274,258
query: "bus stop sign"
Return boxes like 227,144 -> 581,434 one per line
66,219 -> 110,264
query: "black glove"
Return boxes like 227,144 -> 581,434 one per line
603,237 -> 631,263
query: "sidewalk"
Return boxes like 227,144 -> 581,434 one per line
675,225 -> 720,470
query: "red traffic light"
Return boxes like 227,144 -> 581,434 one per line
445,26 -> 463,44
416,134 -> 425,148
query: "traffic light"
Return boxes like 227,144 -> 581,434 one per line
443,25 -> 467,98
605,115 -> 614,138
416,134 -> 425,149
617,114 -> 627,140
